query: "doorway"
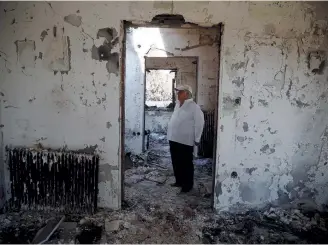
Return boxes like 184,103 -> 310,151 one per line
144,69 -> 177,151
143,56 -> 198,152
120,18 -> 222,210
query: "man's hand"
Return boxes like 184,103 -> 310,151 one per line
195,141 -> 200,146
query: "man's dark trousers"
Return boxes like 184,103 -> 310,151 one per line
169,140 -> 194,192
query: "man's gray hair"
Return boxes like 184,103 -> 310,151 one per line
186,90 -> 192,99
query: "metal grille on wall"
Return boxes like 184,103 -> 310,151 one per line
6,148 -> 99,213
198,110 -> 215,158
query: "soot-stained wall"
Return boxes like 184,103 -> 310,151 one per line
215,2 -> 328,210
0,1 -> 327,211
0,1 -> 121,209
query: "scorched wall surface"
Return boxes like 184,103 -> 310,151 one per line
0,1 -> 327,211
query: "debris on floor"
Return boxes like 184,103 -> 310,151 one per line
202,206 -> 328,244
1,133 -> 328,244
76,222 -> 102,244
0,211 -> 61,244
32,216 -> 65,244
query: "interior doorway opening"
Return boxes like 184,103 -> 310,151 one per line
121,19 -> 222,211
144,69 -> 176,151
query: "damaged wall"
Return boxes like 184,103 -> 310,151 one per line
125,27 -> 218,154
214,2 -> 328,210
0,2 -> 121,209
0,1 -> 328,211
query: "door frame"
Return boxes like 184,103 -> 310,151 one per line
119,20 -> 224,209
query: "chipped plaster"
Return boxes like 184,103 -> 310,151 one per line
0,1 -> 327,211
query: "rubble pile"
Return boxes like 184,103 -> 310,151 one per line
148,133 -> 168,145
202,206 -> 328,244
2,203 -> 328,244
0,211 -> 59,244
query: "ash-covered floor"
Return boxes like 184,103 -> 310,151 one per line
1,133 -> 328,244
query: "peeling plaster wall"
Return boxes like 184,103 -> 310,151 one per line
213,2 -> 328,210
125,27 -> 218,154
0,1 -> 122,209
0,1 -> 328,211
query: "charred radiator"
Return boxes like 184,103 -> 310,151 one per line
198,110 -> 215,158
6,148 -> 99,213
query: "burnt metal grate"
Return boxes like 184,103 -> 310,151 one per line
198,110 -> 215,158
6,148 -> 99,213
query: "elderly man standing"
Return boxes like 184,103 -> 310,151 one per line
167,84 -> 205,193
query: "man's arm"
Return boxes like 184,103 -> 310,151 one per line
194,105 -> 205,145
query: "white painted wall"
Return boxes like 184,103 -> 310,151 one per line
213,3 -> 328,210
0,1 -> 327,211
0,1 -> 123,209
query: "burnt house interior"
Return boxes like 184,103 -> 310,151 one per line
1,1 -> 328,244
